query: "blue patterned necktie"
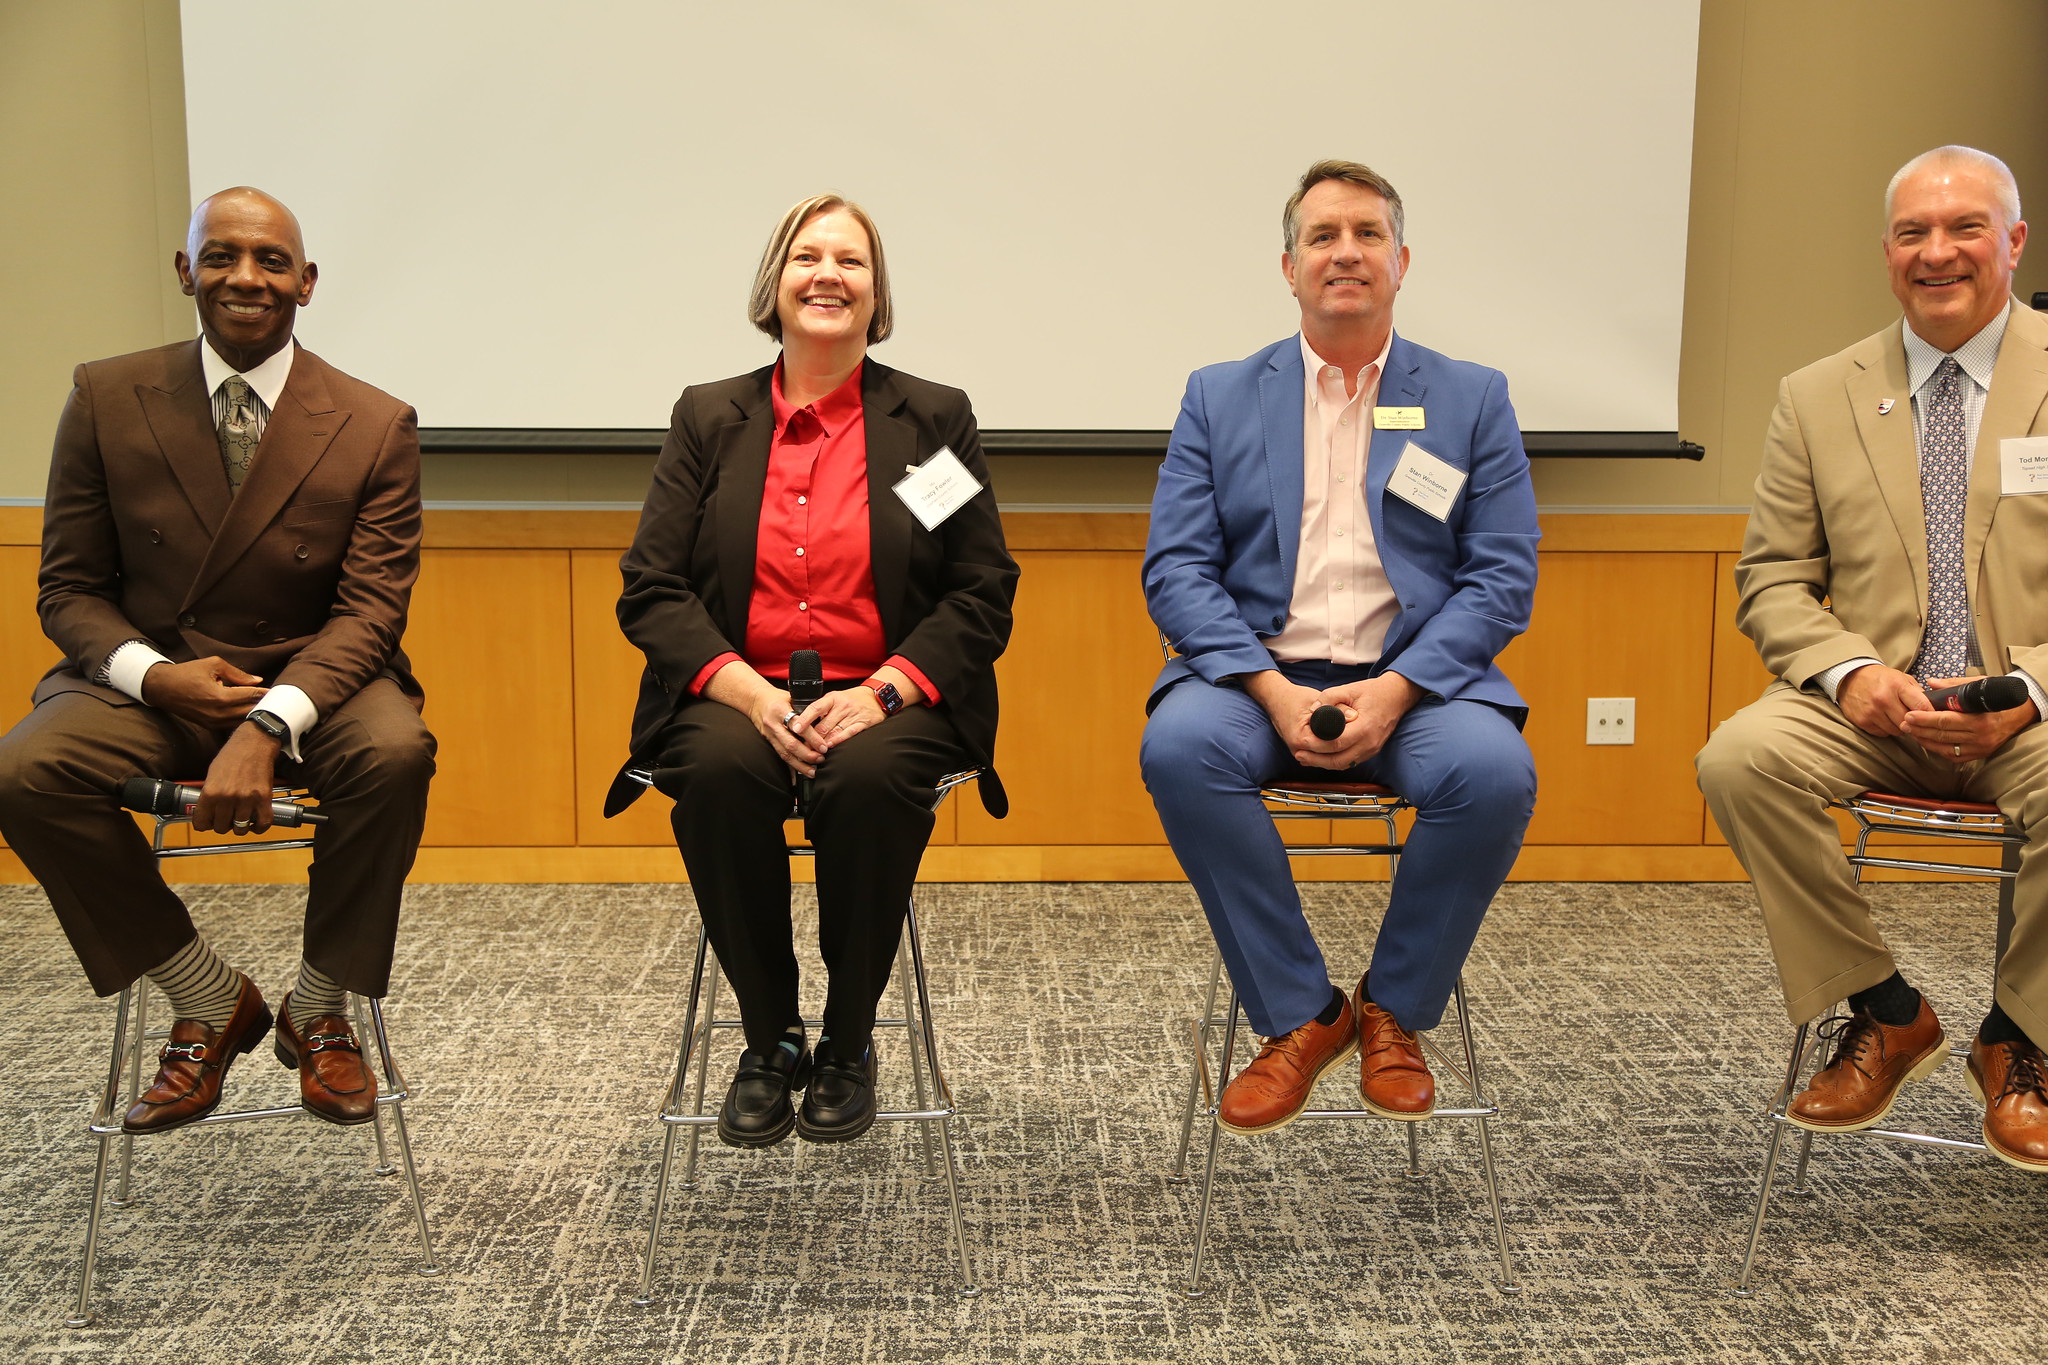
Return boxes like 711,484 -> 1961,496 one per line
217,374 -> 259,495
1915,356 -> 1970,683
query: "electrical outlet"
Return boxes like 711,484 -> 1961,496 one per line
1586,697 -> 1635,745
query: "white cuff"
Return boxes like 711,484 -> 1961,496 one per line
1813,657 -> 1883,704
104,640 -> 174,702
2013,669 -> 2048,725
251,684 -> 318,763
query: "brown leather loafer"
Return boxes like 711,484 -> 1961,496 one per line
1218,990 -> 1357,1134
1968,1034 -> 2048,1173
274,995 -> 377,1126
1355,981 -> 1435,1120
1787,998 -> 1945,1132
123,974 -> 273,1134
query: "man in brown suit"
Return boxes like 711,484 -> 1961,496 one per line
1698,146 -> 2048,1171
0,188 -> 434,1132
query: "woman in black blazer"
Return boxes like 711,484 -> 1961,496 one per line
611,194 -> 1017,1147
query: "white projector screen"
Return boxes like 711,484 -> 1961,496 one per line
182,1 -> 1699,434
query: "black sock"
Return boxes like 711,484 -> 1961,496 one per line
1848,972 -> 1921,1028
1979,1003 -> 2031,1049
1314,985 -> 1346,1027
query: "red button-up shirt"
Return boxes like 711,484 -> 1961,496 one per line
689,362 -> 938,702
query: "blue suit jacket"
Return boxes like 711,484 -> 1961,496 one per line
1143,333 -> 1539,717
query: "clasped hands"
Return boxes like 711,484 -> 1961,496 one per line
139,655 -> 284,835
1246,669 -> 1424,770
1837,664 -> 2038,765
708,663 -> 919,779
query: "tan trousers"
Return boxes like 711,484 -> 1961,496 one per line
0,681 -> 434,998
1697,682 -> 2048,1042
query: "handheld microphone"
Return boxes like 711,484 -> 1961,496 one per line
1923,675 -> 2029,713
789,650 -> 824,812
117,777 -> 327,826
1309,704 -> 1346,741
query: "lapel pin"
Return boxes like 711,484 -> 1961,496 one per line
1877,398 -> 1895,416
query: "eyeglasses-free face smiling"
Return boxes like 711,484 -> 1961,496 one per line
1884,161 -> 2027,352
175,190 -> 317,372
774,209 -> 877,354
1282,178 -> 1409,345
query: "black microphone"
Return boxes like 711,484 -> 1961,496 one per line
117,777 -> 327,826
1309,704 -> 1346,741
789,650 -> 824,812
1923,675 -> 2029,713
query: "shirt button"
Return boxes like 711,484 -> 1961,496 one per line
798,601 -> 808,611
797,496 -> 807,505
1340,417 -> 1351,426
1335,530 -> 1345,538
148,529 -> 163,544
1336,475 -> 1346,483
795,547 -> 805,557
1326,367 -> 1339,377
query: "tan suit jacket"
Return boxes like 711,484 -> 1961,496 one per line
34,339 -> 423,716
1736,300 -> 2048,684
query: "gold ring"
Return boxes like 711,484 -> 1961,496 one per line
232,818 -> 253,831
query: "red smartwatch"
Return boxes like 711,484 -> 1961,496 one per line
863,678 -> 904,716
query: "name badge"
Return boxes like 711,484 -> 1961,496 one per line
1387,441 -> 1465,522
893,446 -> 982,530
2000,436 -> 2048,495
1372,406 -> 1425,430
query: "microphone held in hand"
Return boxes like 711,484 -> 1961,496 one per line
1923,675 -> 2029,713
789,650 -> 825,812
116,777 -> 327,826
1309,704 -> 1346,742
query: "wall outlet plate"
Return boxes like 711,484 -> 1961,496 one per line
1587,697 -> 1636,745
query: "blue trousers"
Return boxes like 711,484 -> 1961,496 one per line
1140,661 -> 1535,1036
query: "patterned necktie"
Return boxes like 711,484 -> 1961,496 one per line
217,374 -> 259,496
1915,356 -> 1970,682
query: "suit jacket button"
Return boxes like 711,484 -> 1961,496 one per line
294,544 -> 310,559
178,613 -> 196,628
148,529 -> 163,544
255,620 -> 270,635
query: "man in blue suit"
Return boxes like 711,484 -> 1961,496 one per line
1141,160 -> 1539,1133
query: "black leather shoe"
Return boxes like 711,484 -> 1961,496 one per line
716,1039 -> 813,1149
797,1045 -> 877,1143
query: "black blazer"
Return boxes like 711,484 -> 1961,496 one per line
607,359 -> 1018,817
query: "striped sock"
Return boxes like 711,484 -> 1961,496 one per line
145,936 -> 244,1030
287,960 -> 348,1033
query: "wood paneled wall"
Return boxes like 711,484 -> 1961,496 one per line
1,505 -> 1968,884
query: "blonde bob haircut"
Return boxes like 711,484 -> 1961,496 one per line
747,193 -> 894,345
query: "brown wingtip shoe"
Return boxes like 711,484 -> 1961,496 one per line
1218,991 -> 1358,1135
1354,979 -> 1435,1121
122,974 -> 273,1134
1787,997 -> 1945,1132
274,995 -> 378,1126
1967,1035 -> 2048,1173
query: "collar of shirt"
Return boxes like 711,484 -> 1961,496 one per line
200,337 -> 295,412
771,359 -> 865,439
1298,331 -> 1393,414
1903,299 -> 2011,397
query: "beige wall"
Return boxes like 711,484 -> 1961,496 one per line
3,1 -> 2046,506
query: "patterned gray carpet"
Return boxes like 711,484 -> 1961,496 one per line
0,879 -> 2041,1363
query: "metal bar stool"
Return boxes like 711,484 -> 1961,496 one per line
1169,781 -> 1518,1296
67,788 -> 440,1328
1733,789 -> 2023,1297
633,768 -> 983,1304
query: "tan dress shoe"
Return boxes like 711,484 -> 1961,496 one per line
1787,998 -> 1945,1132
274,995 -> 377,1126
1218,992 -> 1358,1134
122,974 -> 273,1134
1354,983 -> 1434,1120
1968,1035 -> 2048,1173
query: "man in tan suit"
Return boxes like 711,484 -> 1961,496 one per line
0,188 -> 434,1133
1698,146 -> 2048,1171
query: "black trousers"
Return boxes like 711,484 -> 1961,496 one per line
659,699 -> 962,1055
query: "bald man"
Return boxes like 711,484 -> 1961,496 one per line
0,188 -> 435,1133
1699,146 -> 2048,1171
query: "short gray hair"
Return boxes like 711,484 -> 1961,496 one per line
1884,145 -> 2022,229
1282,159 -> 1405,253
747,193 -> 894,344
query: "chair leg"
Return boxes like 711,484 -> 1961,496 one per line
1186,988 -> 1240,1298
636,927 -> 716,1307
1735,1022 -> 1811,1297
897,918 -> 939,1177
903,899 -> 979,1293
67,984 -> 139,1329
352,997 -> 399,1178
360,999 -> 440,1276
1171,950 -> 1226,1182
681,931 -> 721,1189
1452,978 -> 1518,1291
1790,1130 -> 1816,1193
111,981 -> 149,1208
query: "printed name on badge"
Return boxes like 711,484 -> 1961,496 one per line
1387,441 -> 1465,522
2000,436 -> 2048,496
1372,406 -> 1425,430
893,446 -> 982,530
